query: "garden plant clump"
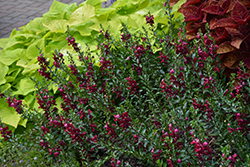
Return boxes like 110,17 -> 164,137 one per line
0,2 -> 250,167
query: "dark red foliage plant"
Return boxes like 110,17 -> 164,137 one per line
174,0 -> 250,77
0,4 -> 250,167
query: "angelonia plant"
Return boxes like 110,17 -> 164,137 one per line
0,6 -> 250,167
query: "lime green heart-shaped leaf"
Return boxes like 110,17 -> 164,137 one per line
0,83 -> 11,93
69,4 -> 95,26
0,98 -> 21,128
26,38 -> 45,60
0,49 -> 24,66
64,3 -> 78,20
0,38 -> 12,49
86,0 -> 106,7
13,77 -> 36,96
26,17 -> 48,33
43,0 -> 68,20
138,0 -> 149,10
71,21 -> 95,36
0,62 -> 9,85
18,117 -> 28,128
43,20 -> 68,33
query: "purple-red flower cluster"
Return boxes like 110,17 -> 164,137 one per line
113,112 -> 132,130
0,125 -> 12,141
37,54 -> 51,80
146,14 -> 154,26
6,96 -> 23,114
126,77 -> 138,94
67,36 -> 80,52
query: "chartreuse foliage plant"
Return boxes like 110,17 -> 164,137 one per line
0,0 -> 186,131
1,8 -> 250,166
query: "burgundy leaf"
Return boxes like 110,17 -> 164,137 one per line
243,58 -> 250,68
217,41 -> 237,54
184,0 -> 202,6
185,22 -> 200,34
215,27 -> 228,42
225,27 -> 243,36
221,0 -> 233,14
231,37 -> 244,49
232,1 -> 250,24
210,18 -> 237,29
220,52 -> 239,69
202,5 -> 224,15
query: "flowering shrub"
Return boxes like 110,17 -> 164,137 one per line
0,8 -> 250,167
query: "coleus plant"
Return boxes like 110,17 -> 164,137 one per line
0,8 -> 250,166
171,0 -> 250,77
0,0 -> 186,131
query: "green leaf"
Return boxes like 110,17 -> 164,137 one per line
43,0 -> 68,20
126,14 -> 145,30
43,20 -> 68,33
71,21 -> 95,36
45,39 -> 67,56
0,83 -> 11,93
64,3 -> 78,20
0,38 -> 12,48
0,62 -> 9,85
0,49 -> 23,66
5,67 -> 22,83
154,8 -> 168,24
23,93 -> 35,106
50,0 -> 68,12
16,57 -> 29,68
25,17 -> 48,33
22,64 -> 40,75
86,0 -> 106,7
138,0 -> 149,10
0,98 -> 21,128
18,117 -> 28,128
108,20 -> 122,39
69,4 -> 95,26
26,38 -> 45,60
127,15 -> 138,28
13,77 -> 36,96
55,97 -> 63,113
9,28 -> 19,38
172,0 -> 187,13
14,33 -> 36,41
